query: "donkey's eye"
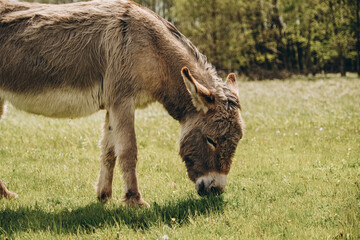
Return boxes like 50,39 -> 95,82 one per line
206,137 -> 217,149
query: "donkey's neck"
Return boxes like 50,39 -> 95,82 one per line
151,58 -> 217,122
128,7 -> 218,122
153,66 -> 196,122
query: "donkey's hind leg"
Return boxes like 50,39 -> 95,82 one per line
96,112 -> 117,202
0,180 -> 18,199
0,98 -> 4,119
0,99 -> 17,199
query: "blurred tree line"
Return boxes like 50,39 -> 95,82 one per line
23,0 -> 360,79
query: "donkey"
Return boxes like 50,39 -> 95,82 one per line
0,0 -> 244,207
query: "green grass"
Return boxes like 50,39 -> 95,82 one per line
1,74 -> 359,239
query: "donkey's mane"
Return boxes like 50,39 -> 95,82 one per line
162,18 -> 236,106
164,20 -> 217,76
132,1 -> 219,81
171,22 -> 220,76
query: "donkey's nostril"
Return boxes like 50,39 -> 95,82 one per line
197,180 -> 207,196
210,186 -> 222,195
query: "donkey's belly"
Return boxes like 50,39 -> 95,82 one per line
0,87 -> 102,118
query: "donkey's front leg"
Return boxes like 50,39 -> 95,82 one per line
110,100 -> 149,207
96,112 -> 117,202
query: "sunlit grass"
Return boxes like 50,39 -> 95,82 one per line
1,74 -> 359,239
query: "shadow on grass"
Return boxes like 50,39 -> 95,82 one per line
0,195 -> 224,236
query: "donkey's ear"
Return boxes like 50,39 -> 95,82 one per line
226,73 -> 239,98
181,67 -> 215,113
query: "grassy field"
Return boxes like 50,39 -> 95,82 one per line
0,74 -> 359,239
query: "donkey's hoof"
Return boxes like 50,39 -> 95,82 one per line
122,197 -> 150,208
5,190 -> 18,199
97,192 -> 114,203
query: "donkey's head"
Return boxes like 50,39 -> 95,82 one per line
179,67 -> 244,196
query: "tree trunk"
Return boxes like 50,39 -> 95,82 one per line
329,0 -> 346,76
152,0 -> 156,12
305,19 -> 312,75
296,42 -> 304,73
339,49 -> 346,76
284,41 -> 291,71
210,0 -> 218,68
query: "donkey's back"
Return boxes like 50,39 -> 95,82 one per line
0,0 -> 128,117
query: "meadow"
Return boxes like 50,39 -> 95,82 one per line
0,74 -> 359,239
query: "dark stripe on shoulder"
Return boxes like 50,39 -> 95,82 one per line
120,5 -> 131,39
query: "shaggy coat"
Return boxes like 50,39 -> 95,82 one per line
0,0 -> 243,206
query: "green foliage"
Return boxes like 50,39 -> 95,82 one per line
169,0 -> 359,76
1,75 -> 360,239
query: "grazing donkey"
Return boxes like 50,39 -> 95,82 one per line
0,0 -> 244,207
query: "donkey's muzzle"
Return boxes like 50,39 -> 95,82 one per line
197,180 -> 223,196
195,172 -> 227,196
